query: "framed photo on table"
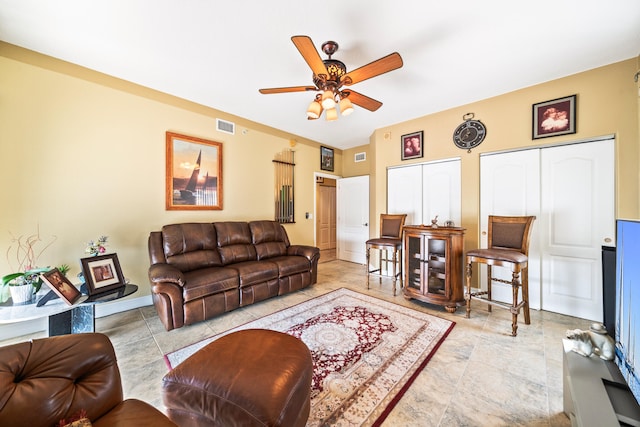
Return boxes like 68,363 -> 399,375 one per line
80,253 -> 126,296
41,268 -> 82,306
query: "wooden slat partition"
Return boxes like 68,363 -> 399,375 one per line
273,150 -> 295,223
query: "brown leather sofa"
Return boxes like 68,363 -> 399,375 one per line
148,220 -> 320,331
0,333 -> 176,427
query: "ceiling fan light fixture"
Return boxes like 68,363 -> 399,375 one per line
321,90 -> 336,109
325,107 -> 338,121
339,97 -> 354,116
307,99 -> 322,119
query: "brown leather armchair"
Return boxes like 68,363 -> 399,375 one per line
0,333 -> 176,427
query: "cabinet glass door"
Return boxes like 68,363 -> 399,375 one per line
427,238 -> 446,296
406,235 -> 422,291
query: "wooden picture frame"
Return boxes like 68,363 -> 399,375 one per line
320,146 -> 334,171
41,268 -> 82,306
166,131 -> 223,210
532,94 -> 576,139
80,253 -> 125,296
401,131 -> 423,160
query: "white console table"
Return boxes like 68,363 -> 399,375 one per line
563,339 -> 640,426
0,284 -> 137,336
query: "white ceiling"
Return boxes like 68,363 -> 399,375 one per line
1,1 -> 639,150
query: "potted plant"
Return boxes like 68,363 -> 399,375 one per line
1,229 -> 57,304
2,268 -> 49,303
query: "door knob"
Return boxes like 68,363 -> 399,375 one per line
482,231 -> 487,236
363,223 -> 369,227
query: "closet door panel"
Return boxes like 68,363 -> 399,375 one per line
540,139 -> 614,320
387,165 -> 422,225
480,149 -> 541,309
422,160 -> 461,226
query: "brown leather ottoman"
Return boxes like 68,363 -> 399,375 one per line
162,329 -> 313,427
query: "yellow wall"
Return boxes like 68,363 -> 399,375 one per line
1,41 -> 638,304
361,58 -> 639,253
341,145 -> 370,177
0,42 -> 342,297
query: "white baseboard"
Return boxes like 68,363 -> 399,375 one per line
0,295 -> 153,342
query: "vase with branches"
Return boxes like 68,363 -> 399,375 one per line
1,228 -> 57,303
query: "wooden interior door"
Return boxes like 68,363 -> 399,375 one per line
316,178 -> 336,250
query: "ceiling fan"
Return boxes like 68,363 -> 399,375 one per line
259,35 -> 403,120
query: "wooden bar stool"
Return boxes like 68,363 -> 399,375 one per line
465,215 -> 536,336
366,213 -> 407,296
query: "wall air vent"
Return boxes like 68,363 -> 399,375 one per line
216,119 -> 235,135
354,152 -> 366,162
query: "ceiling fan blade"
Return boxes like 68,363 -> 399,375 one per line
291,35 -> 328,77
341,52 -> 403,86
344,90 -> 383,112
259,86 -> 317,94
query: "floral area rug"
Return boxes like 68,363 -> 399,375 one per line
164,288 -> 455,426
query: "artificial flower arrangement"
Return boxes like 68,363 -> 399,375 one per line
85,236 -> 108,256
1,230 -> 56,292
1,229 -> 74,304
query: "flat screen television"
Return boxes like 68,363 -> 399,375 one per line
615,219 -> 640,408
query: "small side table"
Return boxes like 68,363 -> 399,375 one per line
0,284 -> 137,336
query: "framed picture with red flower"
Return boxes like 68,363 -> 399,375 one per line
80,253 -> 125,296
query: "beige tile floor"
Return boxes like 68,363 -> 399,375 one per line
4,260 -> 590,426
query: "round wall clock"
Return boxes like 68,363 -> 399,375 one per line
453,113 -> 487,152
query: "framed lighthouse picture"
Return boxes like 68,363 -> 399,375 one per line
166,132 -> 223,210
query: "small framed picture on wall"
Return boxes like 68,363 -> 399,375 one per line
532,94 -> 576,139
320,146 -> 334,171
401,131 -> 423,160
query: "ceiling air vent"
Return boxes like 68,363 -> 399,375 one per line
216,118 -> 235,135
354,152 -> 366,162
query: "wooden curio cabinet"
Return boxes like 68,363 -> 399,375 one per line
403,225 -> 465,313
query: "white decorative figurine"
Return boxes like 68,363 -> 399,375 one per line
565,322 -> 615,361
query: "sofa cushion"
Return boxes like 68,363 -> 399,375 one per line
267,255 -> 310,277
162,223 -> 222,271
215,222 -> 257,265
227,260 -> 278,287
182,267 -> 238,303
254,241 -> 287,260
250,220 -> 288,259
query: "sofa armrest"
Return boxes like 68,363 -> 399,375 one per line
148,264 -> 186,331
149,263 -> 185,287
287,245 -> 320,262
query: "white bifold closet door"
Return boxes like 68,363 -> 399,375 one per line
387,158 -> 461,227
480,138 -> 614,320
